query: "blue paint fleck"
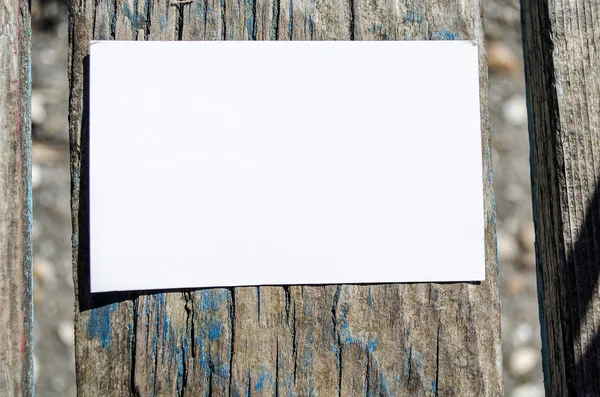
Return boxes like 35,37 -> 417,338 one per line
176,334 -> 190,395
209,320 -> 224,340
162,315 -> 169,363
201,290 -> 227,311
127,321 -> 133,354
87,303 -> 118,349
429,30 -> 458,40
404,11 -> 422,23
159,16 -> 168,31
254,367 -> 273,390
122,2 -> 141,30
288,0 -> 293,39
367,337 -> 378,352
71,231 -> 79,248
246,0 -> 255,39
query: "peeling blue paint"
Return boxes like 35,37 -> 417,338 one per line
288,0 -> 293,39
127,322 -> 133,354
87,303 -> 118,349
176,333 -> 190,395
123,2 -> 141,30
201,290 -> 227,311
302,329 -> 315,372
378,369 -> 392,396
71,231 -> 78,248
159,16 -> 168,31
367,337 -> 378,352
162,314 -> 169,364
166,331 -> 176,388
404,11 -> 422,23
429,30 -> 458,40
209,320 -> 223,340
254,367 -> 273,391
246,0 -> 255,39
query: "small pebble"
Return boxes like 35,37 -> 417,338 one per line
33,141 -> 69,165
504,216 -> 521,235
487,41 -> 520,74
519,251 -> 537,271
504,184 -> 525,204
492,134 -> 510,151
513,322 -> 534,347
518,221 -> 536,252
497,229 -> 519,264
31,91 -> 47,125
501,6 -> 521,25
32,220 -> 41,240
511,383 -> 545,397
503,95 -> 528,126
57,21 -> 68,40
32,164 -> 42,189
510,347 -> 539,377
33,256 -> 56,285
505,274 -> 526,296
40,47 -> 57,66
58,320 -> 75,347
33,354 -> 40,383
33,289 -> 43,306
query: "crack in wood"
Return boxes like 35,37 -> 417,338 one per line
332,285 -> 342,396
220,0 -> 226,39
348,0 -> 354,40
291,299 -> 298,384
435,323 -> 441,396
228,288 -> 236,395
130,299 -> 141,397
257,287 -> 261,324
270,0 -> 280,39
275,337 -> 280,396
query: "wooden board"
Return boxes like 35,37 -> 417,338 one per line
521,0 -> 600,394
0,0 -> 33,394
69,0 -> 501,394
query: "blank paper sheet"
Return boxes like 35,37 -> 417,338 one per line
89,41 -> 485,292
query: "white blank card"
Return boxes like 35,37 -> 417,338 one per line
89,41 -> 485,292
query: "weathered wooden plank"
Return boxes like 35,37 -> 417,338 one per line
0,0 -> 33,394
69,0 -> 501,394
521,0 -> 600,394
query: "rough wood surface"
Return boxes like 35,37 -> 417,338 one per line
521,0 -> 600,395
0,0 -> 33,395
69,0 -> 501,394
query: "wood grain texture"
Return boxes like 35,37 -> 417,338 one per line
69,0 -> 501,394
0,0 -> 33,395
521,0 -> 600,394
